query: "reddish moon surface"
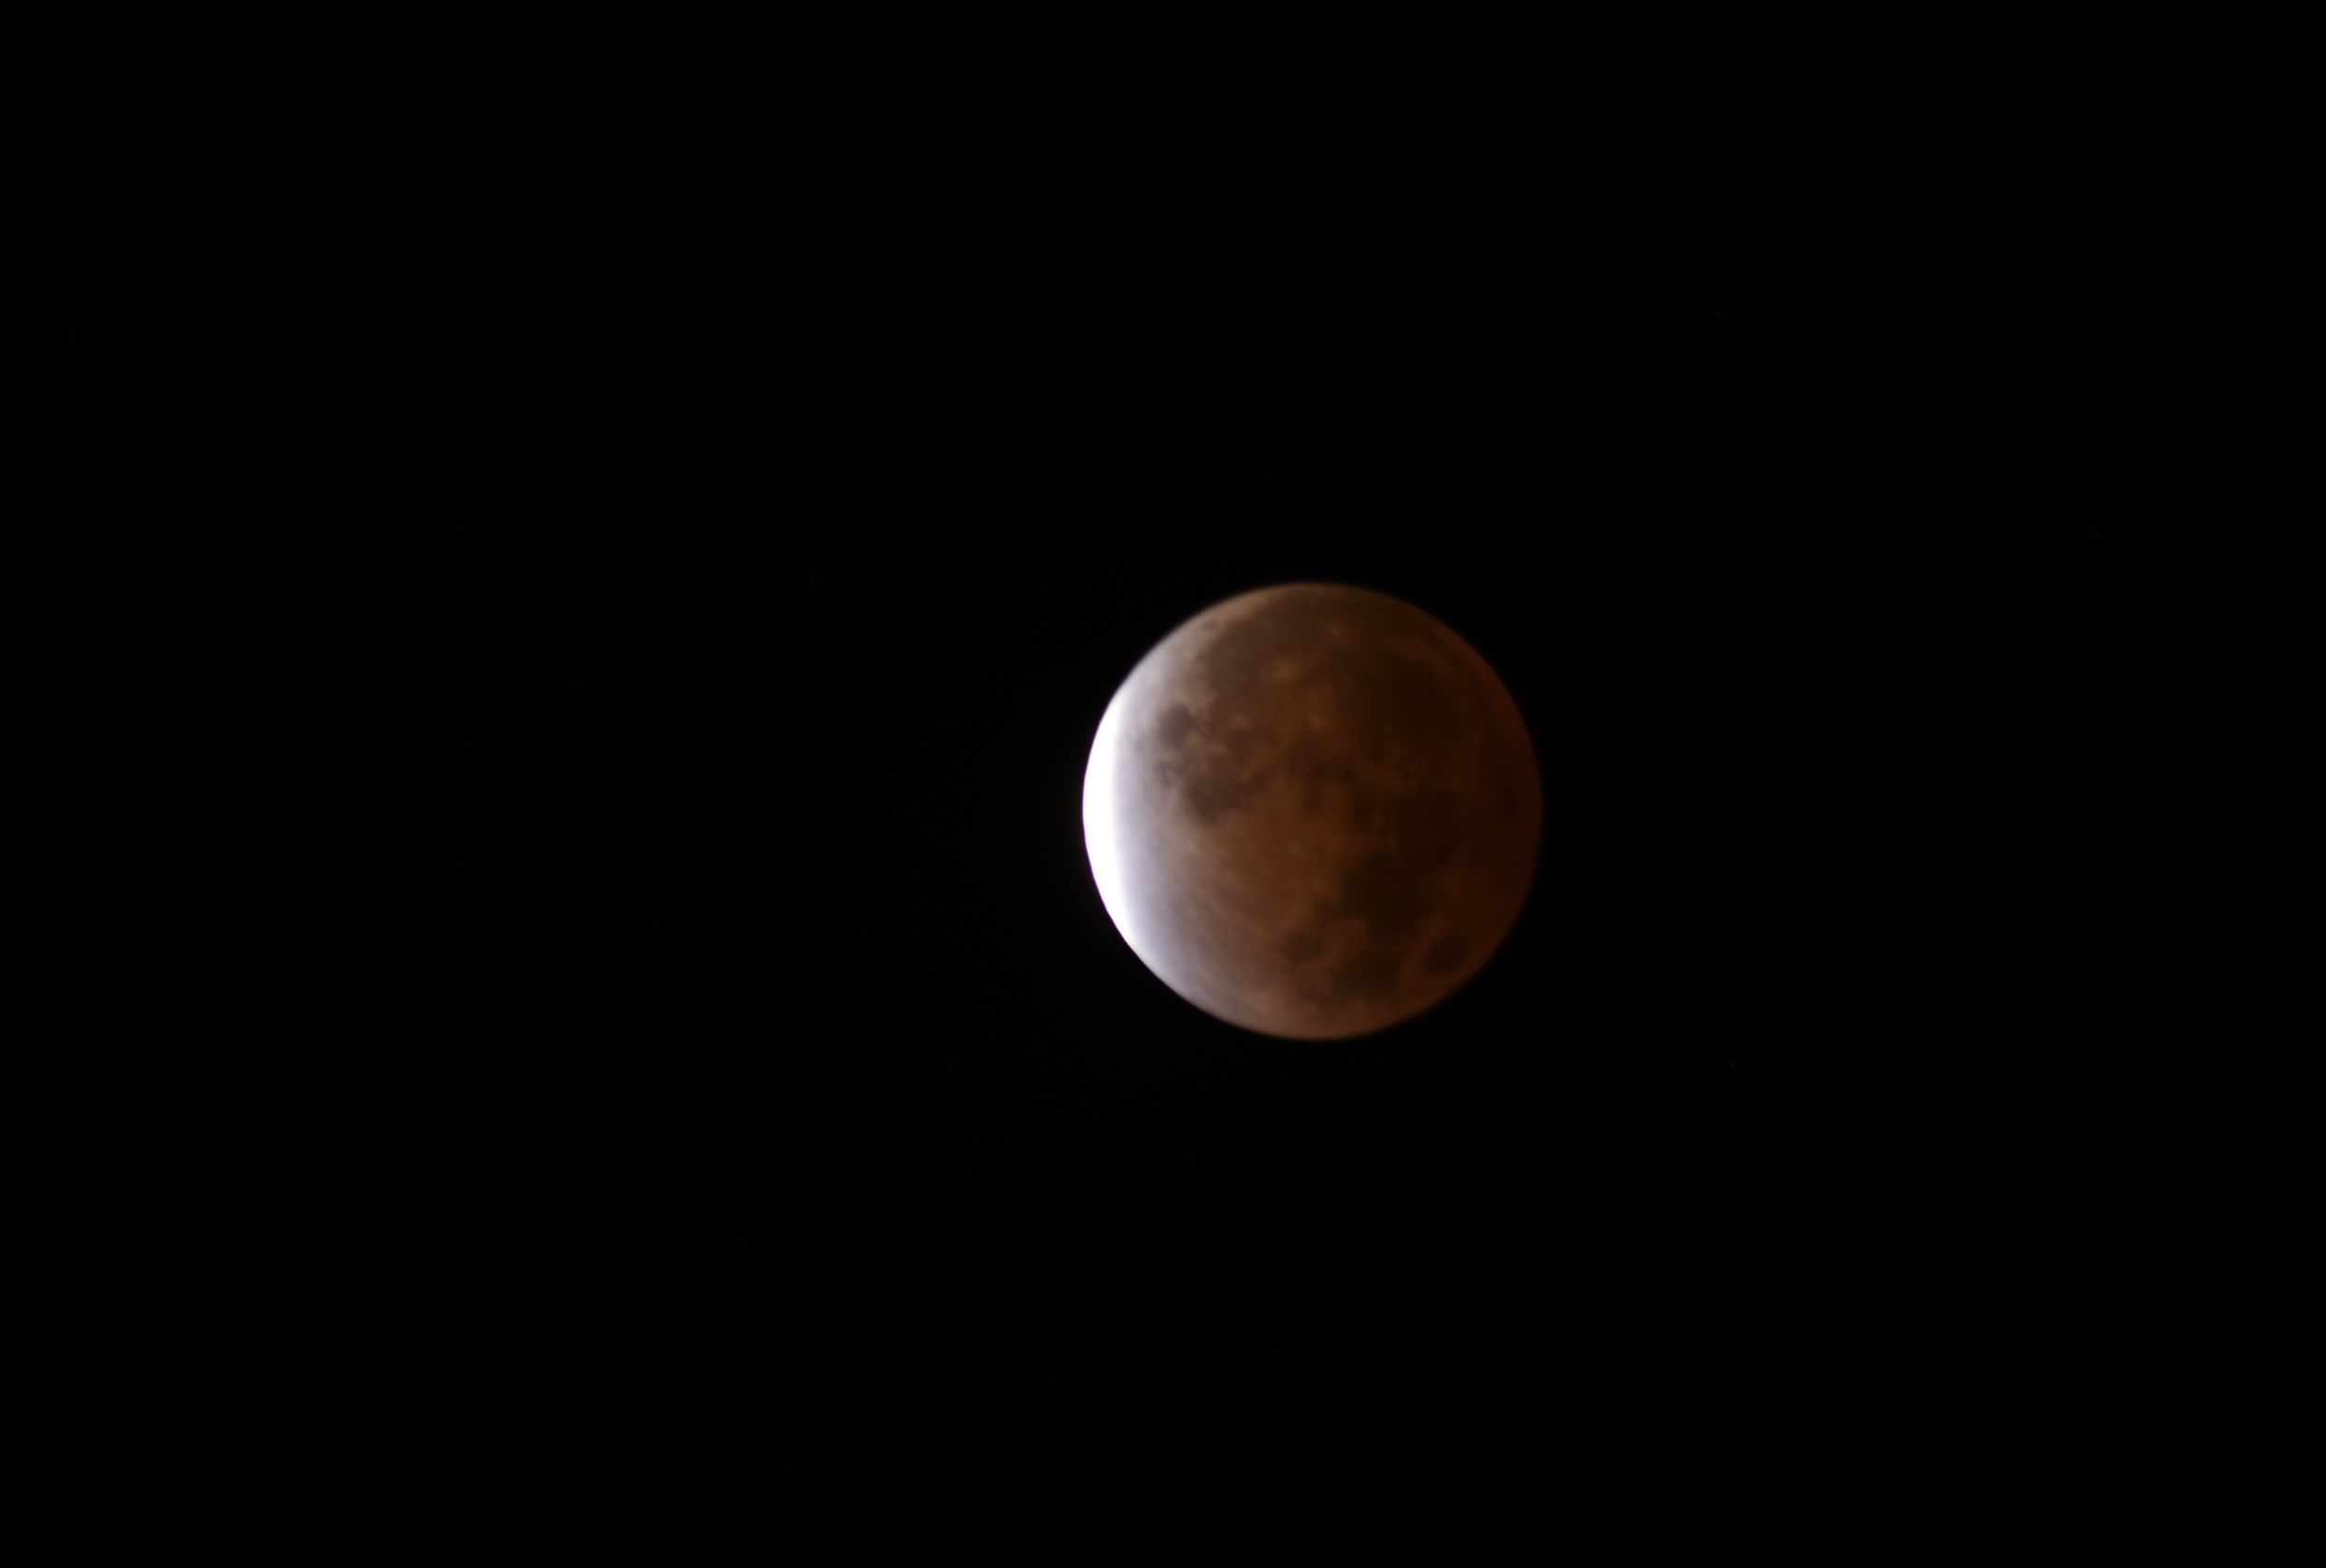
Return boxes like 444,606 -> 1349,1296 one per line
1083,584 -> 1541,1039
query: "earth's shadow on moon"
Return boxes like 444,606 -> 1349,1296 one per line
1087,583 -> 1542,1041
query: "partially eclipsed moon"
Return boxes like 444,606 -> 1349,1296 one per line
1083,584 -> 1541,1039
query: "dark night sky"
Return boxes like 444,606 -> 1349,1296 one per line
65,15 -> 2296,1550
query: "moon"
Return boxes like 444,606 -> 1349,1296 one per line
1083,584 -> 1541,1039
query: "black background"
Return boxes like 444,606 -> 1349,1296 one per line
64,14 -> 2300,1553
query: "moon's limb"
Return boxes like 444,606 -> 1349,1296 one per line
1083,585 -> 1541,1039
